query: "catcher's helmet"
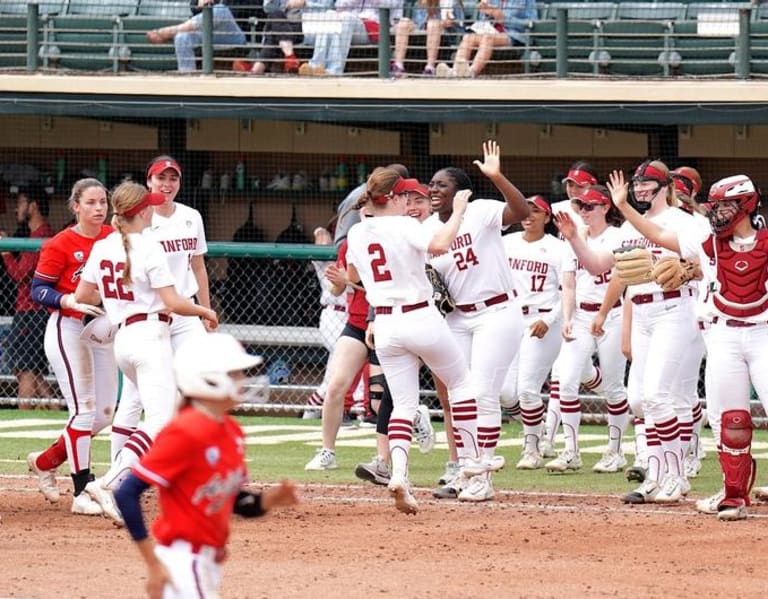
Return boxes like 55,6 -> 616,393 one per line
174,333 -> 263,402
630,160 -> 670,214
704,175 -> 759,238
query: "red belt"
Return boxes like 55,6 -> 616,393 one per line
122,313 -> 173,327
375,300 -> 429,315
521,306 -> 552,316
579,300 -> 621,312
166,540 -> 227,563
712,316 -> 764,328
456,293 -> 509,313
631,288 -> 693,305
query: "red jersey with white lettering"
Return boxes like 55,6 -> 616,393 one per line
426,200 -> 514,305
3,222 -> 54,312
337,240 -> 369,329
146,203 -> 207,299
132,405 -> 248,550
34,224 -> 113,319
503,232 -> 565,314
563,226 -> 622,305
617,207 -> 695,301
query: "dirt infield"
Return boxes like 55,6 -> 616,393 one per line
2,477 -> 767,599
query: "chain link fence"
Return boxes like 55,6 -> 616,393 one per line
0,238 -> 765,425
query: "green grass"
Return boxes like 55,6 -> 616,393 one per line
2,409 -> 759,497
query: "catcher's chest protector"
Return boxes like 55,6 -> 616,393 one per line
703,230 -> 768,317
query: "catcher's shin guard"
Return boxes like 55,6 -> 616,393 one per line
718,410 -> 757,508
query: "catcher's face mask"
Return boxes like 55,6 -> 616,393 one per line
703,175 -> 759,238
630,160 -> 669,214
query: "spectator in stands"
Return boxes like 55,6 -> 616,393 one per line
146,0 -> 247,72
437,0 -> 537,78
234,0 -> 333,74
391,0 -> 465,77
298,0 -> 403,76
1,185 -> 54,408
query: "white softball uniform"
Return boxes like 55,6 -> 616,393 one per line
500,233 -> 565,410
678,224 -> 768,441
154,541 -> 222,599
427,200 -> 524,459
347,215 -> 479,478
82,232 -> 178,488
619,207 -> 700,482
112,203 -> 208,457
311,260 -> 349,402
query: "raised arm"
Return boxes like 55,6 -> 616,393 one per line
607,170 -> 681,254
428,190 -> 470,254
554,212 -> 614,275
472,140 -> 529,226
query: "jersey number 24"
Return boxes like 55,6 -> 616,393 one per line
100,260 -> 135,300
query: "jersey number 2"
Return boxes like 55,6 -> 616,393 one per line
100,260 -> 135,300
368,243 -> 392,282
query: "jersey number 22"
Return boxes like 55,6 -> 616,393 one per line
100,260 -> 135,300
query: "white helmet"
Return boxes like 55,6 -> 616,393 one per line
79,313 -> 118,346
173,333 -> 264,402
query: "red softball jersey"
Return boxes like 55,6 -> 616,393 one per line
337,239 -> 369,330
132,405 -> 249,550
34,224 -> 113,319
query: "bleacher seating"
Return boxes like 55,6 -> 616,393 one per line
1,0 -> 768,77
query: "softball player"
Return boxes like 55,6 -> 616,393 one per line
427,141 -> 528,502
304,226 -> 355,419
543,161 -> 603,457
109,156 -> 211,464
346,167 -> 490,514
499,196 -> 567,470
26,178 -> 117,517
561,160 -> 700,504
114,333 -> 299,599
608,172 -> 768,520
551,186 -> 629,474
75,182 -> 217,524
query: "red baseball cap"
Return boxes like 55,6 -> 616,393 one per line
399,178 -> 429,198
562,168 -> 598,187
526,195 -> 552,215
121,191 -> 166,217
576,186 -> 610,205
147,157 -> 182,178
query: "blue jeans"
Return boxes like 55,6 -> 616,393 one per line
310,13 -> 370,75
174,5 -> 246,72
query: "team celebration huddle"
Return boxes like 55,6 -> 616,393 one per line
20,140 -> 768,595
303,140 -> 768,521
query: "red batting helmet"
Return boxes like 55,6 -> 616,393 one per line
704,175 -> 759,238
671,166 -> 702,199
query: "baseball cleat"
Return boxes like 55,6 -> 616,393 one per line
718,498 -> 748,521
438,461 -> 459,486
84,479 -> 124,526
696,489 -> 725,515
622,479 -> 660,504
305,448 -> 338,471
592,450 -> 627,474
388,475 -> 418,515
413,405 -> 436,454
461,455 -> 505,477
516,449 -> 544,470
655,474 -> 685,503
458,475 -> 495,502
27,451 -> 60,503
354,456 -> 390,486
545,450 -> 582,473
625,464 -> 647,483
71,492 -> 104,516
684,454 -> 702,478
433,473 -> 469,499
539,438 -> 557,459
753,486 -> 768,502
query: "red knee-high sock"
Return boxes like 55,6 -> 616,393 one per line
64,425 -> 92,473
